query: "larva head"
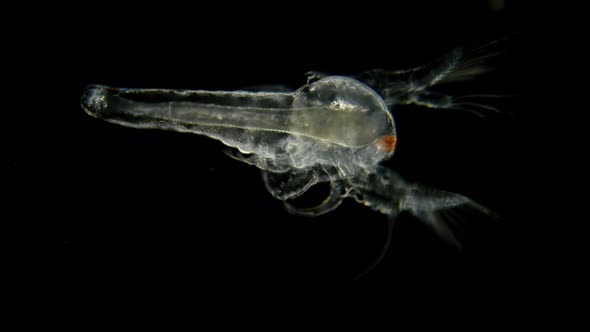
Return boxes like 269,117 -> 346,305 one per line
290,76 -> 397,170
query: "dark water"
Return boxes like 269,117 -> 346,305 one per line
2,2 -> 585,289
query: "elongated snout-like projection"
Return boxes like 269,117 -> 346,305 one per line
82,44 -> 503,277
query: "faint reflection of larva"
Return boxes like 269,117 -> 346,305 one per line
82,41 -> 508,278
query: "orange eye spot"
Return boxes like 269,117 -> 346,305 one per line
377,135 -> 397,153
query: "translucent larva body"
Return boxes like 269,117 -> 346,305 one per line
83,76 -> 395,181
82,43 -> 503,276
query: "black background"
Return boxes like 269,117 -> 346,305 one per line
1,2 -> 586,289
